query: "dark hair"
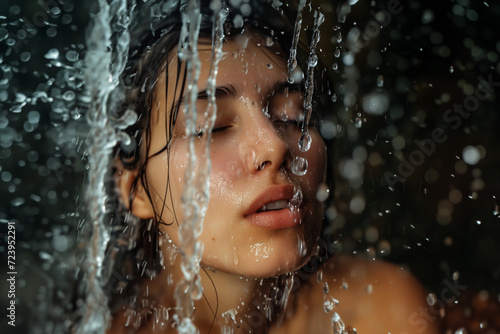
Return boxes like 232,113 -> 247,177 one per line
106,0 -> 335,324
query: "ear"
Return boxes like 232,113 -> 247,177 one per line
115,165 -> 155,220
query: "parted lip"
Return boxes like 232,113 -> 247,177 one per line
244,184 -> 297,217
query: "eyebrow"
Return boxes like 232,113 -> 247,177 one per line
197,84 -> 238,100
173,84 -> 238,109
171,81 -> 301,112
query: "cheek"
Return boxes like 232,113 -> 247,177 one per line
308,142 -> 327,182
209,153 -> 245,191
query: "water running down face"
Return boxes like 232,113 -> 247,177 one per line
130,33 -> 328,278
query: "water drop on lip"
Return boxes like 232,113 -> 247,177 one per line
291,156 -> 308,176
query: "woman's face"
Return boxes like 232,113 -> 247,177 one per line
141,33 -> 327,278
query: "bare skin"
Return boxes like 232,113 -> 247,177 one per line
109,255 -> 441,333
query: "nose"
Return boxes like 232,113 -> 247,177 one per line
240,108 -> 290,175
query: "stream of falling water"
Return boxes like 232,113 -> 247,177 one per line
79,0 -> 135,332
174,1 -> 226,332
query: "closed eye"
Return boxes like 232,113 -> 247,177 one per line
194,125 -> 232,137
273,119 -> 303,128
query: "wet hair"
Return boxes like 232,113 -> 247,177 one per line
107,0 -> 335,323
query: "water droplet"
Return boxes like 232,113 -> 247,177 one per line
323,282 -> 330,295
298,131 -> 312,152
341,281 -> 348,290
291,156 -> 308,176
462,145 -> 480,165
331,312 -> 345,334
317,269 -> 323,283
20,51 -> 31,62
265,36 -> 274,47
334,47 -> 341,58
10,197 -> 25,207
332,62 -> 338,71
324,299 -> 334,313
222,308 -> 237,325
377,75 -> 384,87
66,50 -> 79,62
297,238 -> 307,256
336,31 -> 342,43
316,183 -> 330,202
62,90 -> 75,101
308,54 -> 318,67
354,117 -> 363,128
427,293 -> 437,306
44,48 -> 59,60
449,65 -> 454,73
362,91 -> 390,115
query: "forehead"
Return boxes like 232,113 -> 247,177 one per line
166,33 -> 288,89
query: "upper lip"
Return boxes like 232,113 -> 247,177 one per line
244,184 -> 298,216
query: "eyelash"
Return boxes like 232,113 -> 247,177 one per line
274,119 -> 303,128
273,119 -> 320,130
194,125 -> 231,137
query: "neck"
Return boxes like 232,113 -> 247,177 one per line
194,267 -> 291,333
146,253 -> 292,333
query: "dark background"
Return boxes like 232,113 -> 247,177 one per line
1,0 -> 499,333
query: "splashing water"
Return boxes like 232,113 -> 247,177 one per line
175,2 -> 227,333
332,311 -> 346,334
174,1 -> 204,332
79,0 -> 135,332
299,10 -> 324,154
287,0 -> 307,83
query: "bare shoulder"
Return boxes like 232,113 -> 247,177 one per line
284,255 -> 443,334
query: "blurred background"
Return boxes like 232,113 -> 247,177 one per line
1,0 -> 499,333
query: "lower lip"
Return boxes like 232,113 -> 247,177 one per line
246,208 -> 302,230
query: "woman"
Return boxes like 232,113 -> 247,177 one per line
107,2 -> 441,333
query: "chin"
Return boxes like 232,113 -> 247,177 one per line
234,237 -> 319,279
